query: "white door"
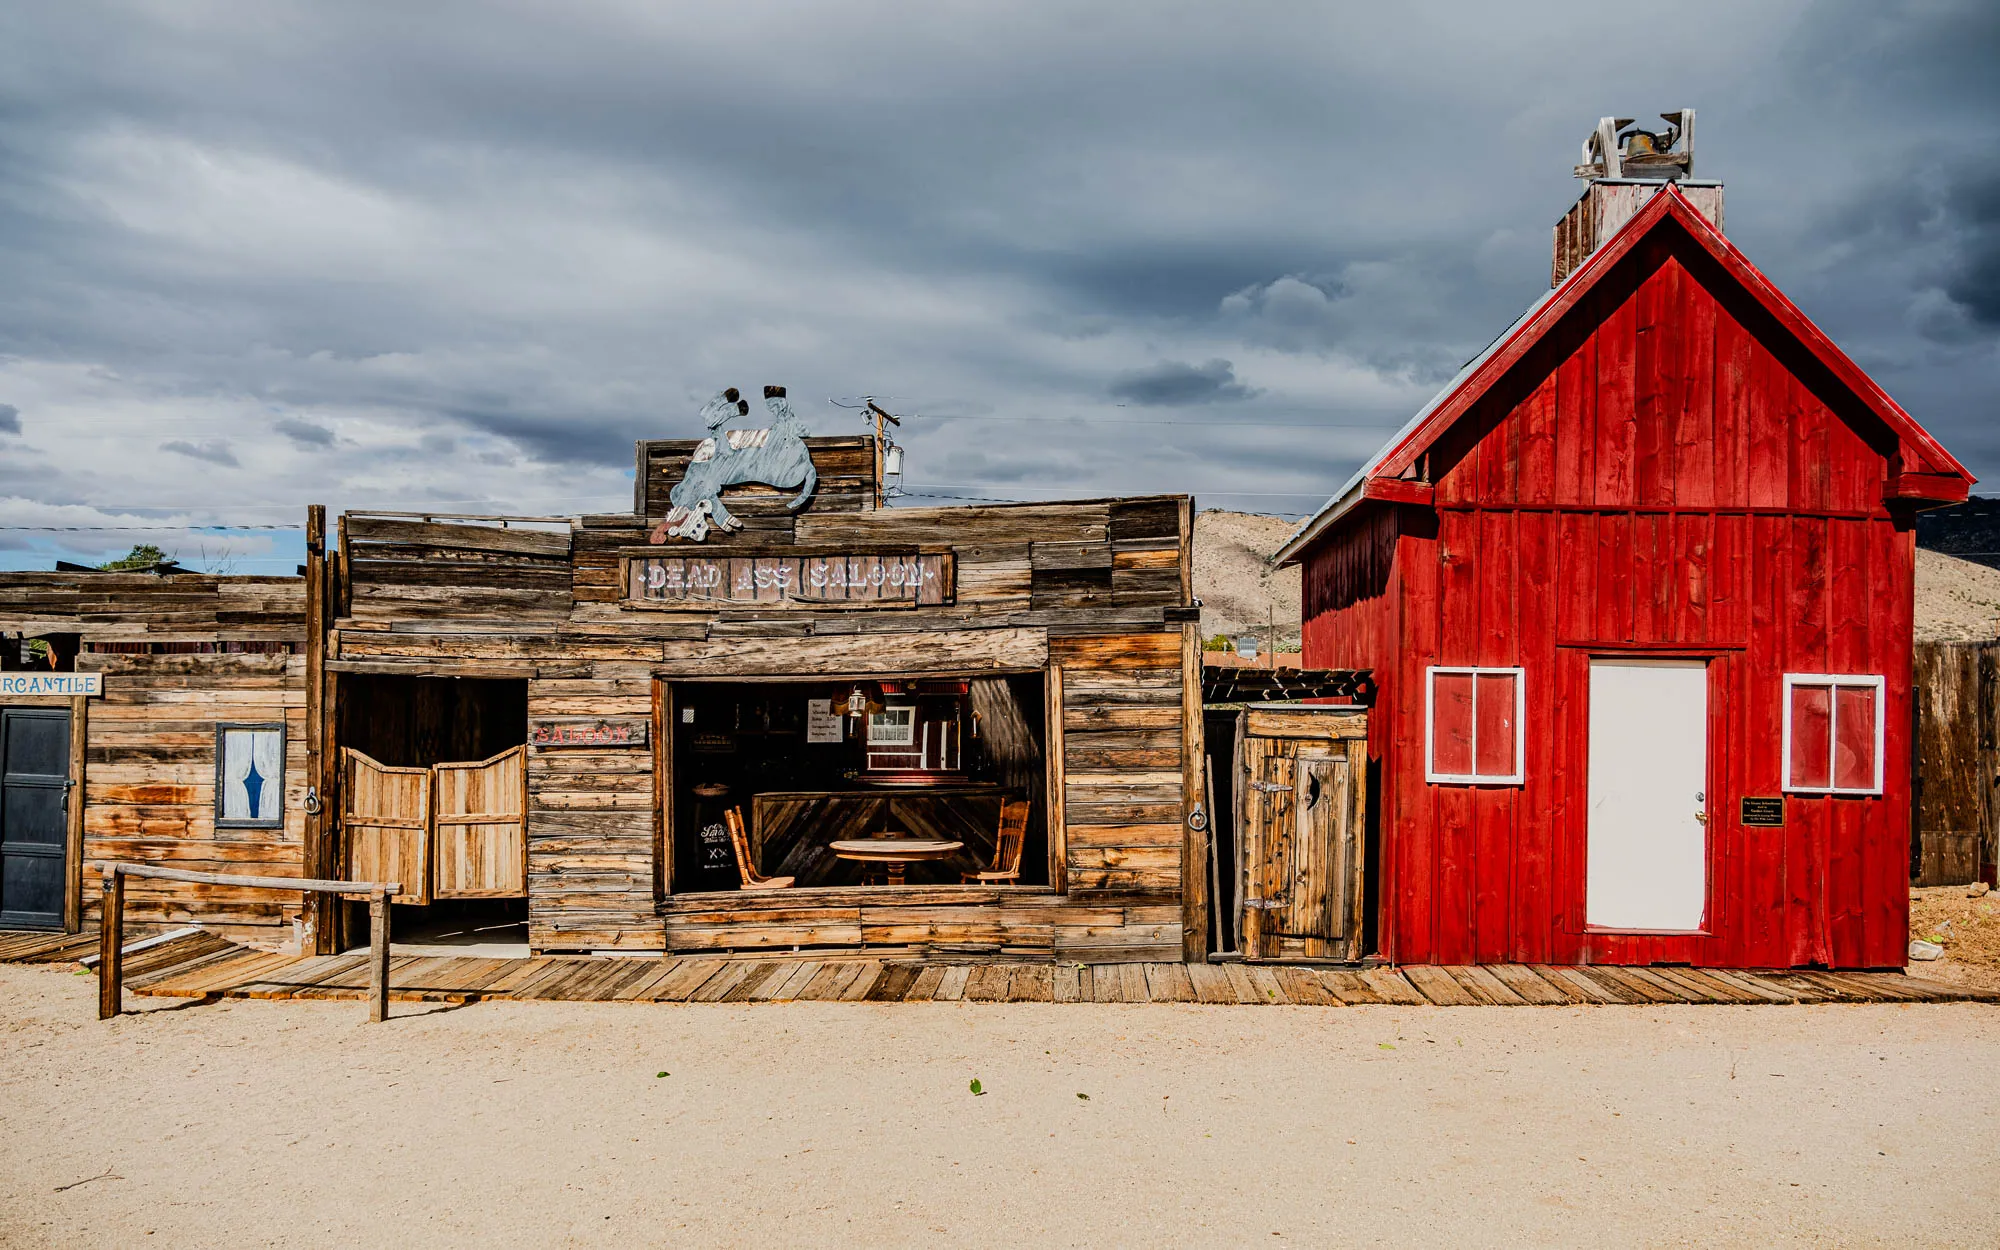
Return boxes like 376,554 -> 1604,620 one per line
1586,659 -> 1708,931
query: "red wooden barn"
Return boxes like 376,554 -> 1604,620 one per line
1274,180 -> 1974,970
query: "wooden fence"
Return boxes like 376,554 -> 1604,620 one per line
96,864 -> 400,1022
1914,641 -> 2000,885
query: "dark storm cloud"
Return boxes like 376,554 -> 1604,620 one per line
0,404 -> 18,435
1109,359 -> 1255,407
274,417 -> 334,447
1944,174 -> 2000,327
160,439 -> 238,467
0,0 -> 1992,571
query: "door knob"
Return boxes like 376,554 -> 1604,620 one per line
1695,812 -> 1708,825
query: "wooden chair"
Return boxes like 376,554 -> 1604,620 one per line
726,807 -> 794,890
963,799 -> 1032,883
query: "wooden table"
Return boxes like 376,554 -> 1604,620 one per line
828,836 -> 965,885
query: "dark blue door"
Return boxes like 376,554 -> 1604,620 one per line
1,708 -> 70,931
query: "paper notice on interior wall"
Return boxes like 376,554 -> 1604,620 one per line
806,699 -> 842,744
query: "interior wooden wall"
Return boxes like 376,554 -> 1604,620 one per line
336,675 -> 526,767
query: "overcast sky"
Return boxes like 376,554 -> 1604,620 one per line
1,1 -> 1994,571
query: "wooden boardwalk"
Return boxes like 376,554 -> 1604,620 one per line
4,929 -> 1993,1008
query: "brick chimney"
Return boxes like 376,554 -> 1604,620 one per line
1552,109 -> 1723,286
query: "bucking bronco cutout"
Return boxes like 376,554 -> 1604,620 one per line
649,385 -> 819,543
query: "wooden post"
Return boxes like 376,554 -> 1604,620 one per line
1181,621 -> 1209,962
1044,664 -> 1067,894
303,504 -> 332,953
97,867 -> 124,1020
368,890 -> 391,1023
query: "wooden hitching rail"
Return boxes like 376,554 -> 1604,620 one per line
94,864 -> 401,1023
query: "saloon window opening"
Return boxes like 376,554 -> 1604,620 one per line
666,673 -> 1049,896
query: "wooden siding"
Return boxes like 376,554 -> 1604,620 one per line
1302,219 -> 1933,970
335,490 -> 1194,955
342,517 -> 572,624
1,575 -> 312,950
1056,631 -> 1185,904
1913,641 -> 1999,886
78,652 -> 310,946
0,573 -> 305,643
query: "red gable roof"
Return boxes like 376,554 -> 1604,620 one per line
1275,183 -> 1974,565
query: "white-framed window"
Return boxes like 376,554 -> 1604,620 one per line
1425,666 -> 1525,785
1782,674 -> 1885,795
215,722 -> 285,828
866,706 -> 915,746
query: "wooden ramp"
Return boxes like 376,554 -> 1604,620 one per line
7,932 -> 1994,1007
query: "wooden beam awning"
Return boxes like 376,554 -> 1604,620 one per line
1200,666 -> 1374,707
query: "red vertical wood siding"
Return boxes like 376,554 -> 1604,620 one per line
1301,224 -> 1923,969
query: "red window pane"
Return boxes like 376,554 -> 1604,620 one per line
1833,684 -> 1877,790
1474,671 -> 1518,777
1432,672 -> 1474,776
1789,684 -> 1832,789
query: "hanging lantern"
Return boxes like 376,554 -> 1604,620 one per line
833,683 -> 882,722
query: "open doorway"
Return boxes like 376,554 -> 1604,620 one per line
666,674 -> 1049,895
337,675 -> 529,954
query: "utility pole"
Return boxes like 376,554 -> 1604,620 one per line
865,400 -> 901,509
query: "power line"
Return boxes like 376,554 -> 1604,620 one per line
0,522 -> 305,533
903,481 -> 1332,498
896,490 -> 1029,504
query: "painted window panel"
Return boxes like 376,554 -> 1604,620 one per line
1787,685 -> 1832,790
217,725 -> 285,827
1832,684 -> 1878,791
1782,675 -> 1883,795
1426,666 -> 1525,785
1431,672 -> 1475,777
1474,671 -> 1519,778
866,706 -> 915,745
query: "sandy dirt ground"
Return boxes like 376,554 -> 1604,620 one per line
1910,885 -> 2000,992
3,964 -> 1998,1248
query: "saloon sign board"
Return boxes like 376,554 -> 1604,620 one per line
624,552 -> 953,609
529,717 -> 650,748
0,673 -> 102,697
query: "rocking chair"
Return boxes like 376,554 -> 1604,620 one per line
963,799 -> 1032,883
726,807 -> 794,890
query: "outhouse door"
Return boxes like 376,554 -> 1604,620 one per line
1238,707 -> 1367,962
0,708 -> 71,931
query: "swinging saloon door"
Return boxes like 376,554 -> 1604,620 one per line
343,748 -> 432,904
433,745 -> 528,898
1238,707 -> 1367,962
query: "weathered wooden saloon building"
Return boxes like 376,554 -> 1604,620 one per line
7,396 -> 1321,965
1274,141 -> 1975,970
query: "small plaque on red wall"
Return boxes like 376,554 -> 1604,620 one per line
1740,796 -> 1785,827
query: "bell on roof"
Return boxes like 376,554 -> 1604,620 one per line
1575,109 -> 1695,181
